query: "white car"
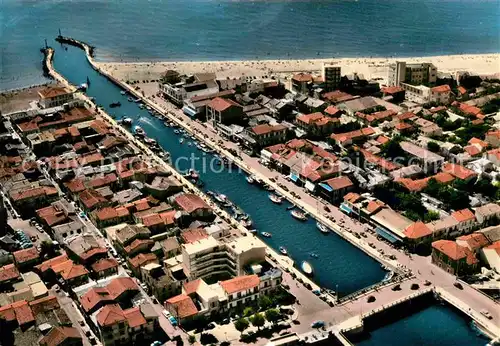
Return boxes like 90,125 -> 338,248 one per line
162,309 -> 171,318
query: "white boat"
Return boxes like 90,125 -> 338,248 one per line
179,138 -> 184,144
163,122 -> 170,127
146,106 -> 152,111
279,247 -> 288,255
78,83 -> 88,91
188,142 -> 192,147
174,129 -> 180,134
138,104 -> 145,109
121,117 -> 133,126
261,232 -> 272,238
120,91 -> 126,95
214,193 -> 228,203
316,222 -> 330,234
246,175 -> 255,184
291,209 -> 308,221
301,261 -> 313,275
269,194 -> 283,204
143,137 -> 157,145
196,144 -> 202,150
127,97 -> 134,102
243,219 -> 252,228
134,126 -> 145,136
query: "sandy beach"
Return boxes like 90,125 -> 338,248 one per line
96,53 -> 500,85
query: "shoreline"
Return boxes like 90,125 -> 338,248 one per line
96,53 -> 500,84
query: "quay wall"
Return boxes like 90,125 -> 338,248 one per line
42,38 -> 323,296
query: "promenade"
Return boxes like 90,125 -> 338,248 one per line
45,41 -> 500,340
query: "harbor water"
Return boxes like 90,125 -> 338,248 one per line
52,44 -> 386,296
2,0 -> 500,90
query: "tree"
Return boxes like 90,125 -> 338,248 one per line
258,295 -> 273,310
234,318 -> 249,335
40,240 -> 56,259
250,313 -> 266,330
188,334 -> 196,344
243,307 -> 254,317
427,141 -> 440,153
265,309 -> 281,325
449,189 -> 470,210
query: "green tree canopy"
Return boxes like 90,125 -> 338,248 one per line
243,307 -> 254,317
250,313 -> 266,330
234,318 -> 249,335
427,141 -> 440,153
258,295 -> 273,310
265,309 -> 281,325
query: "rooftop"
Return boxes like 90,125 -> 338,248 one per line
220,275 -> 260,294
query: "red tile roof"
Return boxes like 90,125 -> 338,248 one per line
442,163 -> 477,180
457,233 -> 490,251
38,86 -> 71,99
343,192 -> 361,203
105,277 -> 139,299
13,247 -> 40,264
322,90 -> 354,103
39,326 -> 82,346
431,84 -> 451,93
183,279 -> 202,295
330,127 -> 375,144
35,254 -> 68,274
181,228 -> 209,244
29,295 -> 60,315
166,294 -> 198,319
97,304 -> 127,327
292,73 -> 313,83
404,221 -> 432,239
0,300 -> 35,326
128,252 -> 157,269
10,186 -> 58,202
468,137 -> 488,148
123,307 -> 147,328
432,240 -> 478,265
220,275 -> 260,294
80,287 -> 113,313
451,208 -> 476,223
323,176 -> 353,190
79,189 -> 108,210
324,105 -> 341,116
464,144 -> 482,157
64,178 -> 86,194
251,124 -> 286,136
433,172 -> 455,184
51,260 -> 89,281
124,239 -> 154,255
37,205 -> 68,226
382,86 -> 404,94
0,263 -> 20,283
208,97 -> 241,112
175,193 -> 210,214
94,206 -> 130,221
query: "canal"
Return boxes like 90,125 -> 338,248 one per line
51,43 -> 387,296
353,304 -> 489,346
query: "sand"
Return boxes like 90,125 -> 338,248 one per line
96,53 -> 500,85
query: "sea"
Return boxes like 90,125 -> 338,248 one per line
1,0 -> 500,91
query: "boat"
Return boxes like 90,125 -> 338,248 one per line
279,247 -> 288,256
246,175 -> 255,184
261,232 -> 272,238
77,83 -> 88,91
134,98 -> 141,103
179,138 -> 184,144
196,144 -> 202,150
214,193 -> 228,204
143,137 -> 157,145
163,122 -> 170,127
134,126 -> 145,136
242,219 -> 252,228
127,97 -> 134,102
316,222 -> 330,234
286,205 -> 295,210
121,117 -> 133,126
138,104 -> 145,109
174,130 -> 180,134
301,261 -> 313,275
309,252 -> 319,258
120,91 -> 126,95
269,194 -> 283,204
146,106 -> 152,111
291,209 -> 308,221
187,142 -> 192,147
109,102 -> 121,108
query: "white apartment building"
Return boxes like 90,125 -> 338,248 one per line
388,61 -> 437,87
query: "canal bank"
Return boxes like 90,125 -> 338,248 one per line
49,39 -> 387,296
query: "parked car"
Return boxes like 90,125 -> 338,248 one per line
453,282 -> 463,290
480,310 -> 493,319
311,320 -> 325,328
162,310 -> 170,318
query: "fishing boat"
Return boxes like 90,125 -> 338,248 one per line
138,104 -> 145,109
163,121 -> 170,127
196,144 -> 202,150
77,83 -> 88,91
188,142 -> 192,147
261,232 -> 272,238
246,175 -> 255,184
185,169 -> 199,180
179,138 -> 184,144
120,91 -> 126,95
109,102 -> 121,108
201,147 -> 210,153
143,137 -> 157,146
134,98 -> 141,103
127,97 -> 134,102
279,247 -> 288,255
301,261 -> 313,275
291,209 -> 308,221
268,194 -> 283,204
121,117 -> 133,126
174,129 -> 180,134
134,126 -> 145,136
146,106 -> 152,111
316,222 -> 330,234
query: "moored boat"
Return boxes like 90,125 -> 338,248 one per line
286,205 -> 295,210
269,194 -> 283,204
121,117 -> 133,126
127,97 -> 134,102
120,91 -> 126,95
246,175 -> 255,184
291,209 -> 308,221
242,219 -> 252,228
301,261 -> 313,275
279,247 -> 288,255
214,193 -> 228,204
261,232 -> 272,238
134,126 -> 145,136
174,129 -> 180,134
109,101 -> 121,108
179,138 -> 184,144
163,122 -> 170,127
316,221 -> 330,234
